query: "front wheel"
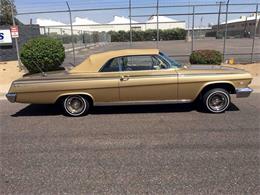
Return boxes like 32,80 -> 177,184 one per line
202,88 -> 230,113
62,95 -> 90,117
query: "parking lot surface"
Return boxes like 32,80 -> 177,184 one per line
63,38 -> 260,66
1,94 -> 260,194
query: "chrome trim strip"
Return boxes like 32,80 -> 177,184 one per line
13,78 -> 118,85
13,74 -> 178,85
95,99 -> 192,106
236,87 -> 253,98
6,93 -> 16,103
178,72 -> 241,77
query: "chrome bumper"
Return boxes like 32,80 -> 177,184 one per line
6,93 -> 16,103
236,87 -> 253,98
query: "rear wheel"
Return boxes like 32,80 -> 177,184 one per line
62,95 -> 90,116
202,88 -> 230,113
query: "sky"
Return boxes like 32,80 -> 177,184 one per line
14,0 -> 260,27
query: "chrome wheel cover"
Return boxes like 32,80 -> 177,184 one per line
64,96 -> 86,116
206,91 -> 229,113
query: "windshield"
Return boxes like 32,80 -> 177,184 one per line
159,52 -> 182,68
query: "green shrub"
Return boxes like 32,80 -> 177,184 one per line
190,50 -> 222,65
21,37 -> 65,74
109,30 -> 130,42
109,28 -> 186,42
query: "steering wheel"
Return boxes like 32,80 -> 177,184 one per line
159,61 -> 167,69
152,57 -> 167,70
153,61 -> 167,70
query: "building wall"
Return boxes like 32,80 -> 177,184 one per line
0,25 -> 41,61
40,22 -> 186,35
145,22 -> 186,30
212,19 -> 260,37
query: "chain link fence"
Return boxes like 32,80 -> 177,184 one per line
14,1 -> 260,66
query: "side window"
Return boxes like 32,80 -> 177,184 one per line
100,58 -> 120,72
100,55 -> 169,72
123,56 -> 152,71
122,55 -> 168,71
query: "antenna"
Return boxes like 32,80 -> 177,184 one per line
33,63 -> 47,77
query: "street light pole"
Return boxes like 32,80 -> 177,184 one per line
191,5 -> 195,52
156,0 -> 159,48
129,0 -> 132,46
186,0 -> 191,42
223,0 -> 230,62
8,0 -> 22,70
251,4 -> 259,63
66,1 -> 76,65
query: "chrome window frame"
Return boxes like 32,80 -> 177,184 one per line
99,54 -> 174,73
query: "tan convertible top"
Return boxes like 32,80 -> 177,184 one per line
69,49 -> 159,73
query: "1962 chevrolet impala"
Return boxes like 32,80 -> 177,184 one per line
6,49 -> 253,116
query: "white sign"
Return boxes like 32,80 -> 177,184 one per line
10,26 -> 19,38
0,29 -> 12,45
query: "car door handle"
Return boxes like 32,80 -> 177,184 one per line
120,75 -> 130,81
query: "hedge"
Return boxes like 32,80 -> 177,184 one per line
109,28 -> 186,42
21,37 -> 65,74
190,50 -> 222,65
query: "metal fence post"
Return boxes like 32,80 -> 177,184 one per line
251,4 -> 258,63
129,0 -> 132,46
186,1 -> 191,41
66,1 -> 76,65
156,0 -> 159,48
81,30 -> 83,46
216,1 -> 224,38
191,5 -> 195,52
8,0 -> 22,70
43,26 -> 46,35
83,31 -> 87,48
223,0 -> 230,62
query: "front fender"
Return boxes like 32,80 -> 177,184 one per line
194,81 -> 236,100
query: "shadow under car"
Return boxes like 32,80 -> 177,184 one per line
11,102 -> 239,117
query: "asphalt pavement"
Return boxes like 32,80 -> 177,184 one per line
0,94 -> 260,194
63,38 -> 260,66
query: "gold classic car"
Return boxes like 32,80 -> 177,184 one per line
6,49 -> 253,116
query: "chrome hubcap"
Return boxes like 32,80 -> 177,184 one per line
208,93 -> 228,111
66,96 -> 85,115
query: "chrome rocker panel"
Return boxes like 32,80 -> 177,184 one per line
95,99 -> 192,106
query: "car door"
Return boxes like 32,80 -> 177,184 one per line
119,55 -> 178,101
94,57 -> 121,102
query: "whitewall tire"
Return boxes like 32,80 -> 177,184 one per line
63,95 -> 90,116
202,88 -> 230,113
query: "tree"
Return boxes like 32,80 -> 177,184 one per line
0,0 -> 17,25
